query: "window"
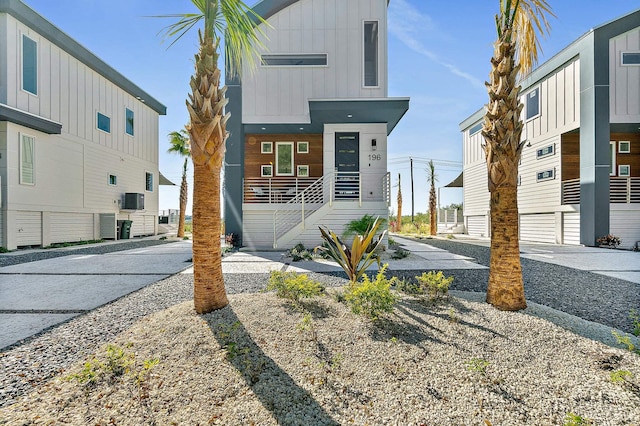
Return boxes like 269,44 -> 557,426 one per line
261,164 -> 273,177
363,21 -> 379,87
108,174 -> 117,186
22,34 -> 38,95
275,142 -> 294,176
618,141 -> 631,153
297,141 -> 309,154
469,122 -> 483,136
622,52 -> 640,65
525,87 -> 540,120
97,112 -> 111,133
261,54 -> 327,66
536,144 -> 555,159
297,165 -> 309,177
536,169 -> 555,182
125,108 -> 134,136
619,165 -> 630,177
261,141 -> 272,154
610,141 -> 616,176
20,134 -> 35,185
145,172 -> 153,192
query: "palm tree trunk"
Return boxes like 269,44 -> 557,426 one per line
396,174 -> 402,232
486,185 -> 526,310
176,172 -> 188,238
429,185 -> 437,236
192,162 -> 227,313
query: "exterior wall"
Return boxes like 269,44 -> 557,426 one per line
244,133 -> 323,180
610,27 -> 640,123
611,206 -> 640,250
0,11 -> 162,249
242,0 -> 388,124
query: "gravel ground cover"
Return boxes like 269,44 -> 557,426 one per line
1,284 -> 639,425
392,236 -> 640,334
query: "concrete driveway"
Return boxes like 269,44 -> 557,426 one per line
0,240 -> 193,349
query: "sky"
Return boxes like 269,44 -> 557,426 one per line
21,0 -> 640,216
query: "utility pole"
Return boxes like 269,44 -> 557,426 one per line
410,157 -> 415,223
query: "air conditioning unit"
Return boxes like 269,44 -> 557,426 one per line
123,193 -> 144,210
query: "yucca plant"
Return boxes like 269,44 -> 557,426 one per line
316,217 -> 386,283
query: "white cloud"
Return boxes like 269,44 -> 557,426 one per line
388,0 -> 484,89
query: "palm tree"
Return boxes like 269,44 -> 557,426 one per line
428,160 -> 437,236
396,174 -> 402,232
158,1 -> 266,314
167,129 -> 191,238
482,0 -> 553,310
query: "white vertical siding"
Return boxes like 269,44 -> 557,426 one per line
243,0 -> 388,123
16,211 -> 41,246
519,213 -> 556,243
562,212 -> 581,245
610,27 -> 640,122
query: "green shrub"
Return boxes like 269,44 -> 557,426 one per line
0,247 -> 11,253
316,217 -> 386,283
344,264 -> 398,320
391,247 -> 410,259
392,277 -> 423,295
287,243 -> 314,261
415,270 -> 454,300
630,309 -> 640,337
612,330 -> 640,354
343,214 -> 387,238
267,271 -> 325,303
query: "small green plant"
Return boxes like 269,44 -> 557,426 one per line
564,412 -> 593,426
136,358 -> 160,386
630,309 -> 640,337
316,217 -> 386,283
465,357 -> 490,377
159,236 -> 167,240
446,234 -> 455,239
67,344 -> 135,385
286,243 -> 314,261
344,264 -> 398,321
448,307 -> 459,323
343,214 -> 387,239
415,270 -> 454,300
0,247 -> 10,253
609,369 -> 634,384
596,234 -> 621,248
392,277 -> 422,295
391,247 -> 410,259
267,271 -> 325,303
183,236 -> 190,240
612,330 -> 640,354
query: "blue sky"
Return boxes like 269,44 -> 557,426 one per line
22,0 -> 639,216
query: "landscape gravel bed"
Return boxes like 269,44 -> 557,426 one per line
1,285 -> 639,425
395,236 -> 640,333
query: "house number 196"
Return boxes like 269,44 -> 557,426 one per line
368,154 -> 382,161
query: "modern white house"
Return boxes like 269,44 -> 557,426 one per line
223,0 -> 409,250
0,0 -> 167,250
460,8 -> 640,250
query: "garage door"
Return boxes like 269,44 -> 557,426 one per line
520,214 -> 556,243
563,212 -> 580,245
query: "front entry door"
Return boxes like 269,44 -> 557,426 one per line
335,132 -> 359,199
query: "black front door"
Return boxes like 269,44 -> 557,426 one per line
335,132 -> 359,199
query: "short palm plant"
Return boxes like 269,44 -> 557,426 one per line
316,216 -> 386,283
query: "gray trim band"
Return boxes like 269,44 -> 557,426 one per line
0,103 -> 61,134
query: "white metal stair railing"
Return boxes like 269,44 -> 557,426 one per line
272,174 -> 328,248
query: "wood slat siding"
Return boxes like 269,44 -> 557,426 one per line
245,134 -> 323,180
610,27 -> 640,122
5,14 -> 159,163
520,214 -> 556,243
242,0 -> 388,123
562,133 -> 640,181
562,212 -> 580,245
49,213 -> 94,243
612,134 -> 640,177
466,216 -> 487,238
16,211 -> 41,246
610,209 -> 640,250
99,213 -> 117,239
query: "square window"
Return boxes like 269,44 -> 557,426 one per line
20,134 -> 35,185
297,165 -> 309,177
97,112 -> 111,133
261,141 -> 273,154
261,164 -> 273,177
125,108 -> 134,136
618,141 -> 630,153
526,87 -> 540,120
108,174 -> 117,186
22,34 -> 37,95
145,172 -> 153,192
276,142 -> 294,176
297,141 -> 309,154
619,165 -> 630,177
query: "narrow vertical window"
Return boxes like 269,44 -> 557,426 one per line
363,21 -> 378,87
525,87 -> 540,120
20,134 -> 35,185
125,108 -> 134,136
275,142 -> 294,176
22,35 -> 38,95
610,141 -> 616,176
145,172 -> 153,192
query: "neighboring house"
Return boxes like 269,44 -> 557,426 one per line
459,9 -> 640,250
224,0 -> 409,250
0,0 -> 167,250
